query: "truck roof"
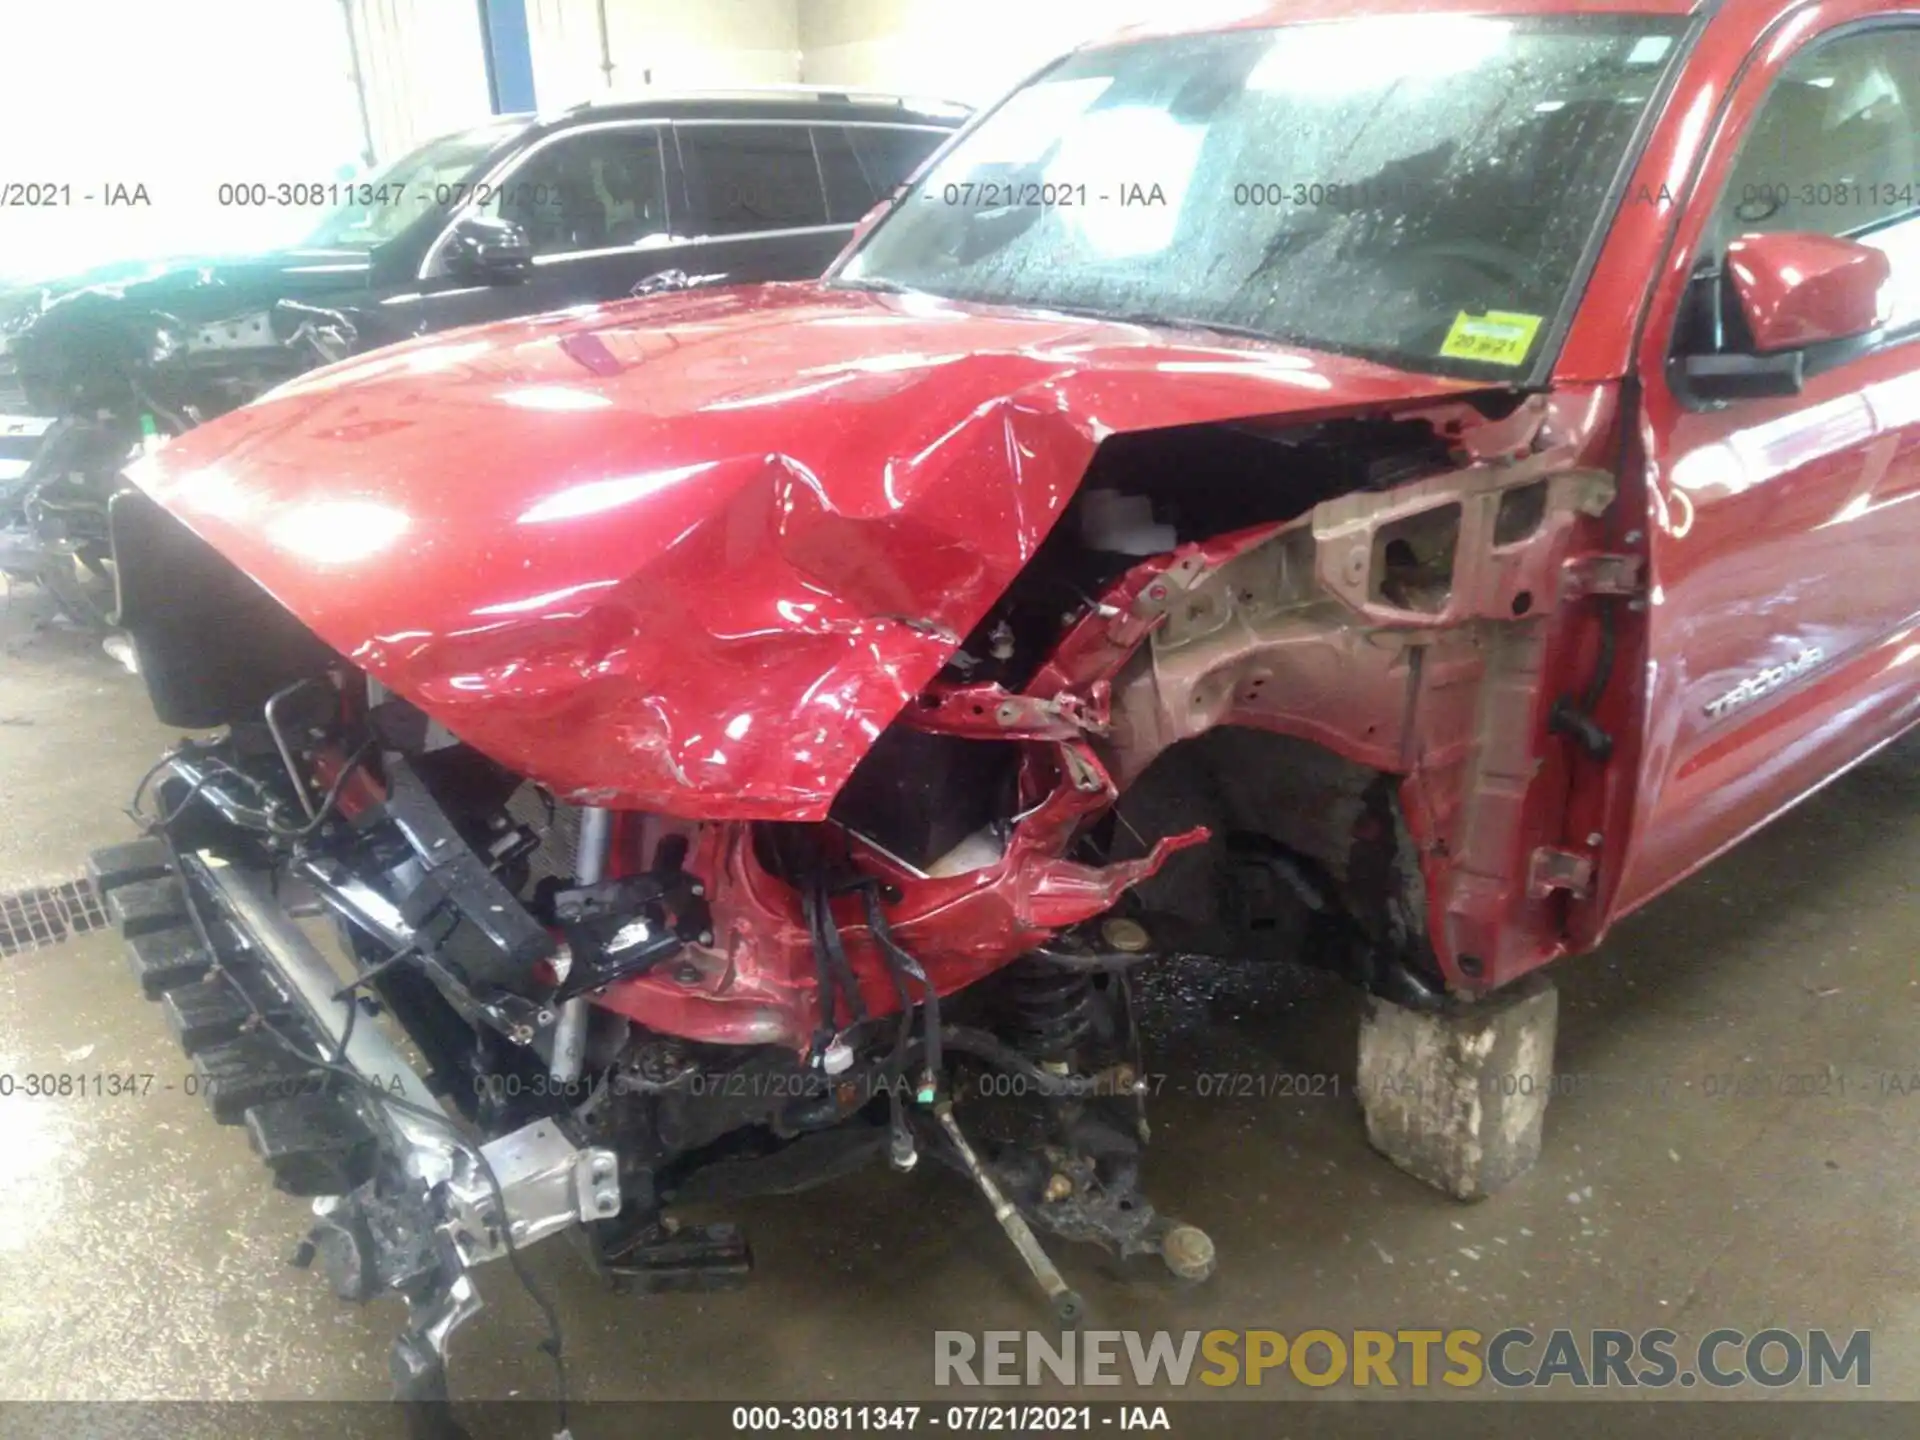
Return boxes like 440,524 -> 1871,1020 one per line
1105,0 -> 1704,45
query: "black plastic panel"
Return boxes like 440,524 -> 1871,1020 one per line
109,488 -> 339,727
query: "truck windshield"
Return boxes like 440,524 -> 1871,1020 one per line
302,121 -> 528,250
836,16 -> 1688,377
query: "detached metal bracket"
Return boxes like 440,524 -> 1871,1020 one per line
441,1120 -> 622,1265
1528,846 -> 1596,900
1560,552 -> 1644,600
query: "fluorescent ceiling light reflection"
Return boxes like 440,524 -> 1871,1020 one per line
517,461 -> 717,524
176,463 -> 264,523
473,580 -> 618,615
266,499 -> 411,565
940,76 -> 1116,170
1053,107 -> 1200,258
1157,359 -> 1332,390
498,386 -> 613,411
400,339 -> 493,374
1249,18 -> 1514,94
703,376 -> 855,411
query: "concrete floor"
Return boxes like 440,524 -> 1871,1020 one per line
2,579 -> 1918,1408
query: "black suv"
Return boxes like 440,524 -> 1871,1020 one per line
0,88 -> 965,617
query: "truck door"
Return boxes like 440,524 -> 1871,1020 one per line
1614,15 -> 1920,915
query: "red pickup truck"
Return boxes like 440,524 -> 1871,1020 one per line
94,0 -> 1920,1413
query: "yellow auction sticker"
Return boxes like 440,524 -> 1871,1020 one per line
1440,310 -> 1543,366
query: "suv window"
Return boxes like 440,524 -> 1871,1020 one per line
815,126 -> 949,222
487,125 -> 669,257
815,127 -> 875,223
1720,30 -> 1920,244
679,123 -> 829,235
848,127 -> 945,196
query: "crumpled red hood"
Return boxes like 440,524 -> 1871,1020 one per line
130,282 -> 1478,818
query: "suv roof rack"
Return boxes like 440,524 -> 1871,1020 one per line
562,84 -> 972,115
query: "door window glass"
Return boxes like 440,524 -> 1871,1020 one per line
815,126 -> 949,222
1720,31 -> 1920,244
815,126 -> 875,223
847,126 -> 946,195
679,124 -> 828,234
486,127 -> 668,256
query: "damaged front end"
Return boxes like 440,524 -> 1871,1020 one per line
98,295 -> 1631,1417
100,491 -> 1217,1406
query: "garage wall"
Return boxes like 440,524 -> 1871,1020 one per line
345,0 -> 495,161
0,0 -> 369,279
527,0 -> 801,108
798,0 -> 1162,104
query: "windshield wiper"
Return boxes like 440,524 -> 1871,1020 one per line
825,287 -> 1279,344
1046,305 -> 1280,342
830,276 -> 923,296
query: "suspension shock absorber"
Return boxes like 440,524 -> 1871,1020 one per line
550,804 -> 612,1084
999,957 -> 1101,1064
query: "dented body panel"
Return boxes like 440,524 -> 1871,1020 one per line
124,277 -> 1640,1048
130,284 -> 1486,817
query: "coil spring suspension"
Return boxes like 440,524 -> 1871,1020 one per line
1000,957 -> 1100,1062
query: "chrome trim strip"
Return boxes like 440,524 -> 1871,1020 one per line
525,221 -> 854,267
671,119 -> 955,132
569,83 -> 969,112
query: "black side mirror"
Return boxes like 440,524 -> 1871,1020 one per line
1680,349 -> 1805,401
446,216 -> 533,284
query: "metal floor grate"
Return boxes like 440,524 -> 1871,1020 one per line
0,876 -> 109,958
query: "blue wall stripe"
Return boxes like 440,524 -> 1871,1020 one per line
479,0 -> 538,113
